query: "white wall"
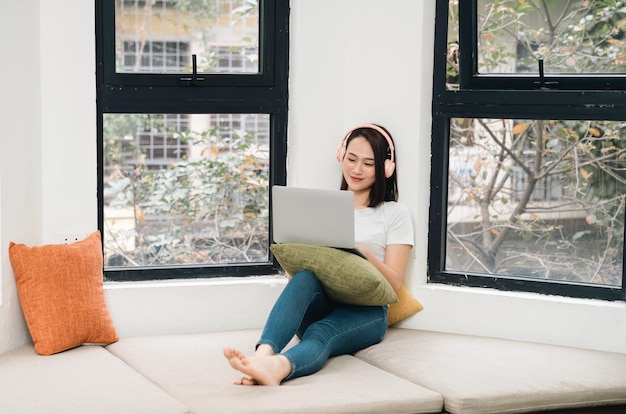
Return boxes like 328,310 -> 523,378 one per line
0,0 -> 624,355
40,1 -> 99,241
0,0 -> 43,353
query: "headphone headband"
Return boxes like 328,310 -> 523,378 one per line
337,123 -> 396,178
338,124 -> 395,162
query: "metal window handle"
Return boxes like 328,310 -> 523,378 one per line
180,55 -> 204,86
534,59 -> 558,89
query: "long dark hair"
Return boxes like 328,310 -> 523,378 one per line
339,124 -> 398,207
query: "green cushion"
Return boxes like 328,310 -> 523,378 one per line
270,243 -> 398,306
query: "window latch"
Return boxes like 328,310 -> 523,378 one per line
534,59 -> 558,90
180,55 -> 204,86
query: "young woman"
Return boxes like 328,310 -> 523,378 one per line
223,124 -> 414,385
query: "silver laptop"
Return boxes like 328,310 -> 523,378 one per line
272,185 -> 359,252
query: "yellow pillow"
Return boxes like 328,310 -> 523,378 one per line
271,243 -> 397,306
387,283 -> 424,326
9,231 -> 119,355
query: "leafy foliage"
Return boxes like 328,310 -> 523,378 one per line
104,1 -> 267,270
478,0 -> 626,73
103,114 -> 269,267
445,0 -> 626,286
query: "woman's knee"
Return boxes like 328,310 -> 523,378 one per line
292,269 -> 316,281
290,269 -> 323,290
306,307 -> 387,354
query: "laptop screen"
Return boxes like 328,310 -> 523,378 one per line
271,186 -> 355,249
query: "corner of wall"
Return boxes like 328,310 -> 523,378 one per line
0,0 -> 42,354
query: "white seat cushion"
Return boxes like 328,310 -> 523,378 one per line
356,328 -> 626,414
107,329 -> 443,414
0,344 -> 190,414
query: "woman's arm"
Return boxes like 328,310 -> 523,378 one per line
356,243 -> 411,292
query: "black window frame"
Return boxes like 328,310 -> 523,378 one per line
459,0 -> 626,91
429,0 -> 626,301
96,0 -> 289,281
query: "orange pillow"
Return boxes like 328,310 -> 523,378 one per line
387,283 -> 424,326
9,231 -> 118,355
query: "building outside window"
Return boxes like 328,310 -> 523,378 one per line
97,0 -> 288,281
430,0 -> 626,300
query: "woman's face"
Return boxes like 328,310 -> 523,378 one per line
342,136 -> 376,193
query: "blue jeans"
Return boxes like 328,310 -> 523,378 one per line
257,270 -> 388,381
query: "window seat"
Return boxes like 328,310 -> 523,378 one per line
1,328 -> 625,414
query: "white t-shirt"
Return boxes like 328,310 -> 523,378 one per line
354,201 -> 414,263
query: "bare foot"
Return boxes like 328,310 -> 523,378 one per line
223,347 -> 291,386
233,375 -> 258,385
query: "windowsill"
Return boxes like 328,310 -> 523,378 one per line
409,282 -> 626,353
417,282 -> 626,308
105,274 -> 623,308
102,274 -> 625,353
104,274 -> 288,291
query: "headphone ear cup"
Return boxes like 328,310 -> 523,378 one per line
384,159 -> 396,178
337,144 -> 346,162
337,131 -> 350,162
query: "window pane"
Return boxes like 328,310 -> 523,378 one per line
446,118 -> 625,287
446,0 -> 459,90
102,113 -> 270,268
477,0 -> 626,74
115,0 -> 259,74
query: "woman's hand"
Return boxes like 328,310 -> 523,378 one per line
355,243 -> 411,292
354,243 -> 373,261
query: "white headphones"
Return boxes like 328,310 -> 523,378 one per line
336,124 -> 396,178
